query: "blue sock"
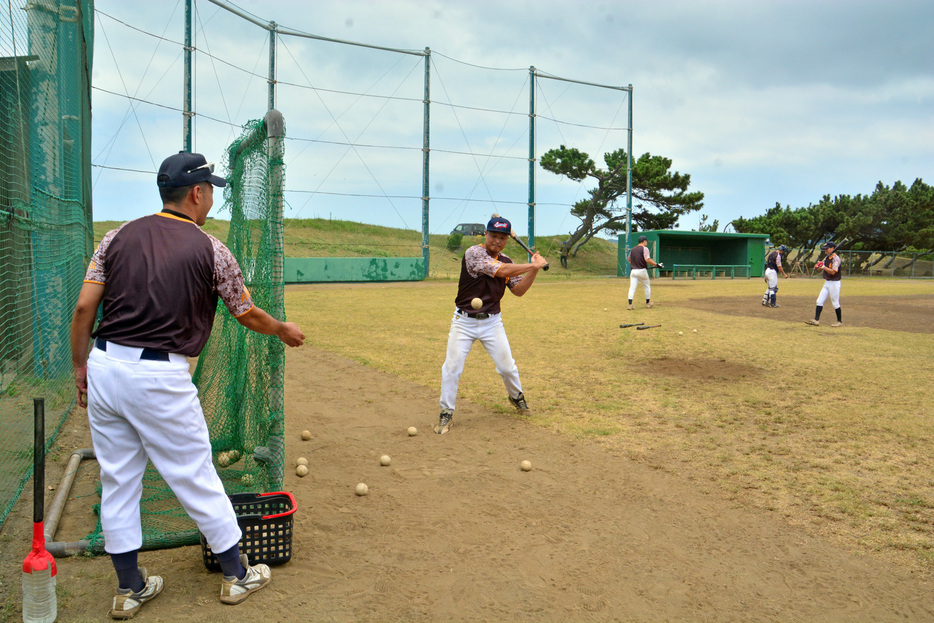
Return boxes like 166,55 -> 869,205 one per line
216,544 -> 246,579
111,550 -> 143,592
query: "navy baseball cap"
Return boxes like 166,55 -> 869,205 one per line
157,151 -> 227,188
638,235 -> 648,242
821,241 -> 836,250
487,216 -> 511,234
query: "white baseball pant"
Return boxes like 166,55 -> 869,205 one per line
629,268 -> 651,300
87,341 -> 241,555
816,280 -> 842,309
440,311 -> 522,412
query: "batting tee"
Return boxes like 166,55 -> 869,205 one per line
619,231 -> 769,279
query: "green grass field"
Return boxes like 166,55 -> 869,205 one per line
287,275 -> 934,570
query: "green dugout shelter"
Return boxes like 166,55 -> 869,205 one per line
618,231 -> 770,278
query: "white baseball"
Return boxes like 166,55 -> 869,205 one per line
520,460 -> 532,472
693,329 -> 698,333
407,426 -> 418,436
217,452 -> 230,468
301,429 -> 312,440
355,482 -> 369,496
679,331 -> 683,335
296,465 -> 308,477
296,457 -> 308,467
471,297 -> 483,310
380,455 -> 391,466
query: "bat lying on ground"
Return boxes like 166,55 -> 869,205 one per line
619,323 -> 644,328
491,213 -> 549,270
636,324 -> 662,330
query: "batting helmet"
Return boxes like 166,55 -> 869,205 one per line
778,245 -> 788,253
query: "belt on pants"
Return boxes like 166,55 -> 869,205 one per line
456,309 -> 497,320
95,337 -> 171,362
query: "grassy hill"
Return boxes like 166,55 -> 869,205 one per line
94,218 -> 622,280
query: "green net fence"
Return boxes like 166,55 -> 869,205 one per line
84,112 -> 288,551
0,0 -> 93,529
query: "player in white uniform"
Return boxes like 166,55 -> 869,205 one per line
761,245 -> 789,307
626,235 -> 663,310
436,216 -> 547,434
70,151 -> 305,619
805,241 -> 843,327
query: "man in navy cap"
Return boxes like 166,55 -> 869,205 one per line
626,235 -> 663,310
805,241 -> 843,327
70,151 -> 305,618
436,215 -> 547,434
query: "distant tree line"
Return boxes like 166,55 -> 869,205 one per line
731,179 -> 934,251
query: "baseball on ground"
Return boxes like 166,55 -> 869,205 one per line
296,465 -> 308,477
355,482 -> 369,496
296,457 -> 308,467
407,426 -> 418,436
471,297 -> 483,309
380,455 -> 391,466
520,460 -> 532,472
679,331 -> 683,335
217,452 -> 230,467
300,429 -> 311,440
693,329 -> 698,333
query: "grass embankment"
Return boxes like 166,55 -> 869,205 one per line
93,218 -> 622,280
287,276 -> 934,573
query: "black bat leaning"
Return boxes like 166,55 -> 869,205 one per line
636,324 -> 662,330
619,323 -> 644,328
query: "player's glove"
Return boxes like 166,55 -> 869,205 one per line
814,261 -> 824,269
656,263 -> 665,269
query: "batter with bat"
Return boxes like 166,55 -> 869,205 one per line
70,151 -> 305,618
626,235 -> 663,310
436,216 -> 547,434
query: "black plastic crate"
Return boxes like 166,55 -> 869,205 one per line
200,491 -> 297,572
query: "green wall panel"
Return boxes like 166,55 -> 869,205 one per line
284,257 -> 425,283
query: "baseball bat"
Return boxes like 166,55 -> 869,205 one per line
22,398 -> 57,622
491,213 -> 549,270
635,324 -> 662,330
619,323 -> 645,328
509,233 -> 549,271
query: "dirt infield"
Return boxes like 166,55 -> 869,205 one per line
683,293 -> 934,334
2,342 -> 933,622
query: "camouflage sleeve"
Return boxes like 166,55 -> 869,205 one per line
464,245 -> 502,278
84,225 -> 128,284
209,236 -> 254,317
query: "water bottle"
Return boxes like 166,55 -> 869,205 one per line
22,566 -> 57,623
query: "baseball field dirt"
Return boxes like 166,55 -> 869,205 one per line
1,319 -> 933,622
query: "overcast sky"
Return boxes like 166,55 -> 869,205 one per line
90,0 -> 933,241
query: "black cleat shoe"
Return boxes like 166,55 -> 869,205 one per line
434,410 -> 453,434
508,392 -> 531,415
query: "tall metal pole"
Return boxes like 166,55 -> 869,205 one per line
624,84 -> 633,277
183,0 -> 193,151
527,66 -> 536,258
268,22 -> 276,110
421,48 -> 431,278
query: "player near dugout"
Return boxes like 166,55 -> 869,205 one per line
761,244 -> 789,307
436,216 -> 548,434
805,241 -> 843,327
626,235 -> 663,310
70,151 -> 305,619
